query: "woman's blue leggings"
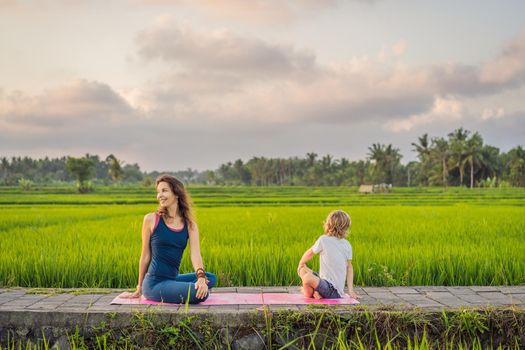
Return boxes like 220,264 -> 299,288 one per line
142,272 -> 217,304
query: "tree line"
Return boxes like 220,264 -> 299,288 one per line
0,153 -> 206,191
1,128 -> 524,190
214,128 -> 524,188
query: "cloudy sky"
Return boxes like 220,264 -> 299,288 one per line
1,0 -> 524,171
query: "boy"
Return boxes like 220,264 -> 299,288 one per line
297,210 -> 359,299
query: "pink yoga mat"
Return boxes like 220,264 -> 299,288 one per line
111,292 -> 359,306
262,293 -> 359,305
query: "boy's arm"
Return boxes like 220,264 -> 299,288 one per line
297,248 -> 315,275
346,260 -> 359,299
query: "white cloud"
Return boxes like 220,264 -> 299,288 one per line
385,96 -> 463,132
132,20 -> 525,130
481,107 -> 505,121
0,80 -> 136,132
136,17 -> 317,80
377,40 -> 407,63
5,22 -> 525,133
481,28 -> 525,85
0,0 -> 17,8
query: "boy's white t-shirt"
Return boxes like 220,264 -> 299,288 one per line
311,234 -> 352,297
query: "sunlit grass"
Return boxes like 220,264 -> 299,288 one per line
1,188 -> 523,288
1,186 -> 524,206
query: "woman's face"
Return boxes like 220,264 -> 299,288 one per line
156,181 -> 178,207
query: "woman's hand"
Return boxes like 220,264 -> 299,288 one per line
120,287 -> 141,299
195,277 -> 209,299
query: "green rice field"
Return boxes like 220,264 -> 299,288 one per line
0,186 -> 524,288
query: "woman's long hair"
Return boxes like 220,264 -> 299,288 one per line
155,175 -> 195,229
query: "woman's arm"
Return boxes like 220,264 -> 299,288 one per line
188,223 -> 204,271
188,223 -> 208,299
123,213 -> 153,298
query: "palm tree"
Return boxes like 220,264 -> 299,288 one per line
66,156 -> 95,193
405,161 -> 420,186
411,133 -> 431,185
218,162 -> 234,184
321,155 -> 333,170
384,144 -> 402,184
333,158 -> 350,186
0,157 -> 8,181
462,132 -> 483,188
306,153 -> 318,168
478,145 -> 501,183
367,143 -> 386,183
355,160 -> 368,185
506,146 -> 525,186
367,143 -> 401,184
448,128 -> 470,186
430,137 -> 450,188
232,159 -> 251,185
105,154 -> 123,183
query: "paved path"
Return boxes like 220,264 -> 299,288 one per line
1,286 -> 524,314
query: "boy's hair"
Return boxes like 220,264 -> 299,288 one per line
324,210 -> 351,239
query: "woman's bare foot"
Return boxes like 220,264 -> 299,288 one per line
313,291 -> 322,299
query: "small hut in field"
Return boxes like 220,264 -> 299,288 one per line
358,185 -> 374,194
358,184 -> 392,194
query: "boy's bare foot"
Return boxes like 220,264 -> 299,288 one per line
313,291 -> 322,299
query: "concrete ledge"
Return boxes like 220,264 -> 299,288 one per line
0,287 -> 524,349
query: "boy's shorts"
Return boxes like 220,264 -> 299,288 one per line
312,272 -> 341,299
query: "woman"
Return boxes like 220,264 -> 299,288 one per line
123,175 -> 216,303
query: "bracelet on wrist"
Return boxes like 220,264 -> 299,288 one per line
196,268 -> 206,278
